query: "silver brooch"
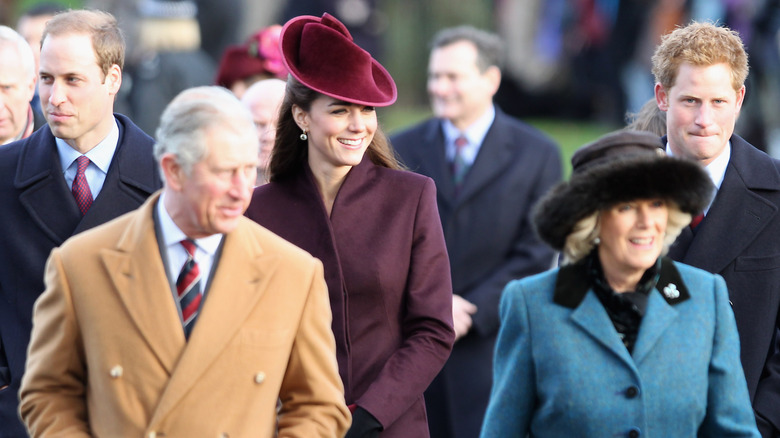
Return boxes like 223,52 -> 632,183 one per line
663,283 -> 680,299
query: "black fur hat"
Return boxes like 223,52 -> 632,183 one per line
533,130 -> 714,250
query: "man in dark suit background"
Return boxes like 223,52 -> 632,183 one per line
391,26 -> 562,438
653,21 -> 780,437
0,10 -> 161,436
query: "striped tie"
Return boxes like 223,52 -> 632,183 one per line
72,156 -> 92,215
177,239 -> 202,338
452,135 -> 469,187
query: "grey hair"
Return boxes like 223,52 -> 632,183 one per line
430,25 -> 505,72
561,202 -> 692,265
154,86 -> 255,175
0,25 -> 35,80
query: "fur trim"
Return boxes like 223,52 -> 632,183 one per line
534,154 -> 714,250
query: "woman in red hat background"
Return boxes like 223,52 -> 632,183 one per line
245,13 -> 455,438
214,25 -> 288,99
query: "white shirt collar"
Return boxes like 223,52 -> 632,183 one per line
57,117 -> 120,174
156,192 -> 223,257
665,140 -> 730,190
442,105 -> 496,163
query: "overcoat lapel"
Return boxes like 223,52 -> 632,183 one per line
569,292 -> 635,368
412,121 -> 456,203
631,291 -> 678,365
679,145 -> 777,274
456,112 -> 514,204
149,220 -> 279,426
15,128 -> 82,244
101,195 -> 185,374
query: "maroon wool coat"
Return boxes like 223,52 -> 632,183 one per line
245,157 -> 455,437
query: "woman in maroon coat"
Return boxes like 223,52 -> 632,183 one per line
244,13 -> 455,438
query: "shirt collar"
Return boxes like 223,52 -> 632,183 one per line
441,104 -> 496,146
665,139 -> 730,190
156,191 -> 223,256
57,117 -> 120,173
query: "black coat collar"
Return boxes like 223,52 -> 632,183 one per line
553,256 -> 690,309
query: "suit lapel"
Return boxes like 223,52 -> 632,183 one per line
101,194 -> 185,374
570,292 -> 635,366
149,220 -> 279,426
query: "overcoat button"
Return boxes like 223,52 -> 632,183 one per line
148,432 -> 156,438
625,386 -> 639,398
254,372 -> 266,384
109,365 -> 123,379
628,428 -> 640,438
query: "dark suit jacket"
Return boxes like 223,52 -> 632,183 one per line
0,114 -> 161,437
667,134 -> 780,435
390,108 -> 562,438
246,158 -> 455,437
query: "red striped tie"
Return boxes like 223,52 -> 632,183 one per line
690,212 -> 704,230
177,239 -> 202,338
72,156 -> 92,215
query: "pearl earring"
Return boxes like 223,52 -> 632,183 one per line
593,237 -> 601,245
299,130 -> 308,141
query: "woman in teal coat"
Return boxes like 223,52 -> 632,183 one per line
481,130 -> 760,437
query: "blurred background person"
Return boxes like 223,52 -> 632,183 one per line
625,97 -> 667,136
391,25 -> 562,438
246,13 -> 455,437
240,78 -> 286,186
126,0 -> 216,136
482,130 -> 759,437
214,24 -> 287,99
15,1 -> 64,122
0,25 -> 40,145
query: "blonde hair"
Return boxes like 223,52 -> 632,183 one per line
652,21 -> 748,93
562,202 -> 692,265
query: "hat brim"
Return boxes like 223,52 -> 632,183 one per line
533,155 -> 714,250
280,14 -> 397,107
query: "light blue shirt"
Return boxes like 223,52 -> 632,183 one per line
665,140 -> 730,214
57,118 -> 120,200
442,105 -> 496,167
156,192 -> 223,294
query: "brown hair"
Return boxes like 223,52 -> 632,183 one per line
268,77 -> 402,181
651,21 -> 748,92
42,9 -> 125,78
625,98 -> 667,137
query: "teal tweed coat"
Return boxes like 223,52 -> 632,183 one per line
481,258 -> 759,437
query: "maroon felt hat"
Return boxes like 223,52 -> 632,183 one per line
280,13 -> 397,107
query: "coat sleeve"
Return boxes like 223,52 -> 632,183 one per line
357,178 -> 456,428
480,279 -> 534,437
19,248 -> 92,437
699,274 -> 761,437
277,259 -> 352,437
468,143 -> 561,337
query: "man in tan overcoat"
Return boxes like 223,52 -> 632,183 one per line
19,86 -> 350,437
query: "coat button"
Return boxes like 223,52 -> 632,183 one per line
628,428 -> 641,438
148,432 -> 156,438
109,365 -> 123,379
625,386 -> 639,398
254,372 -> 265,384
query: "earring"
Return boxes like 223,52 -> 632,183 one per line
593,237 -> 601,245
299,130 -> 308,141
